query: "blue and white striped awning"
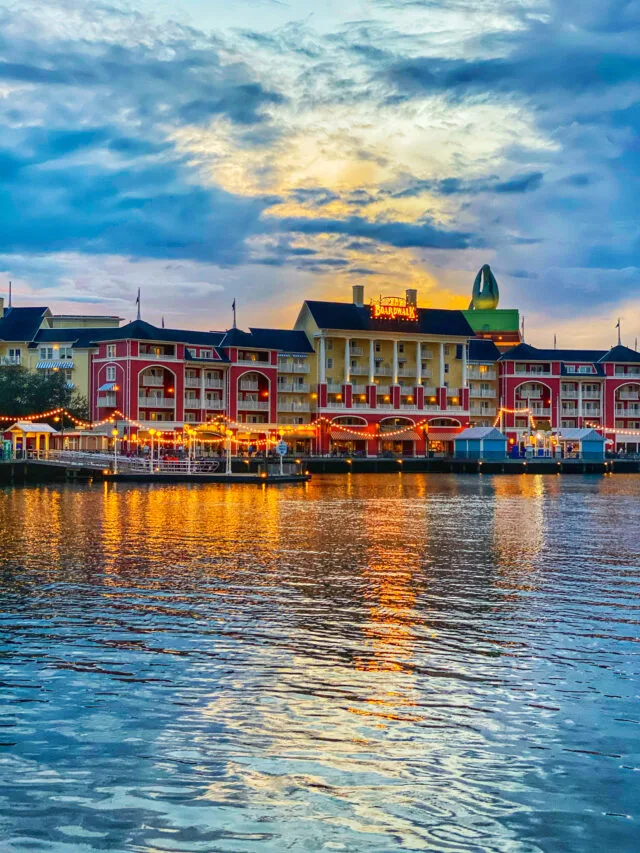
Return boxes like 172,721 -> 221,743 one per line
36,361 -> 74,369
98,382 -> 116,391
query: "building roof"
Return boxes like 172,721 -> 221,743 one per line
455,427 -> 506,441
462,307 -> 520,333
598,344 -> 640,363
303,300 -> 474,337
6,422 -> 59,434
468,338 -> 501,362
558,428 -> 606,442
96,320 -> 226,347
499,343 -> 607,362
0,307 -> 49,342
248,328 -> 314,354
30,327 -> 121,348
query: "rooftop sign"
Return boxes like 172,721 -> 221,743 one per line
370,296 -> 418,323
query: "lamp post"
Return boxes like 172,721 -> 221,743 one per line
111,427 -> 119,473
225,429 -> 233,475
149,428 -> 156,472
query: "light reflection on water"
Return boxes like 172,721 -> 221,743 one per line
0,474 -> 639,852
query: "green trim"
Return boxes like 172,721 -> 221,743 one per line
463,308 -> 520,333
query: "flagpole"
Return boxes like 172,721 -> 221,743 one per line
232,299 -> 237,329
136,288 -> 141,322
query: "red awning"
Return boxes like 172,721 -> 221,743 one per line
379,429 -> 421,441
427,431 -> 460,442
330,428 -> 369,441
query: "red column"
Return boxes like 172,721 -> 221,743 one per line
367,384 -> 377,408
461,387 -> 469,411
415,386 -> 424,409
318,383 -> 328,408
343,384 -> 353,408
437,387 -> 447,409
391,385 -> 401,408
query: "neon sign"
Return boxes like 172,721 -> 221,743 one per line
370,296 -> 418,322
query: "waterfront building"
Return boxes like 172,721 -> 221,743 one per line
295,285 -> 474,455
462,264 -> 521,351
468,339 -> 501,426
0,297 -> 121,397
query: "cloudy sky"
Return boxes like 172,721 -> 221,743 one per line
1,0 -> 639,346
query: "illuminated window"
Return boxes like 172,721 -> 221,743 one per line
107,344 -> 116,358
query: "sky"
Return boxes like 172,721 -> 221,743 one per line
0,0 -> 639,347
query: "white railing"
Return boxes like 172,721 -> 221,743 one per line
350,347 -> 364,356
349,365 -> 369,376
422,351 -> 433,360
469,388 -> 496,398
616,406 -> 640,415
518,389 -> 542,399
327,383 -> 342,393
470,406 -> 496,416
278,382 -> 310,393
352,402 -> 370,409
0,357 -> 21,366
278,401 -> 310,412
584,408 -> 601,416
205,399 -> 224,409
447,405 -> 465,412
97,394 -> 116,406
351,384 -> 367,394
619,391 -> 640,400
374,366 -> 393,376
615,368 -> 640,376
561,407 -> 578,416
141,376 -> 164,387
138,396 -> 175,408
376,403 -> 394,409
184,396 -> 200,406
397,367 -> 415,378
237,400 -> 269,411
278,360 -> 310,374
468,369 -> 496,380
529,407 -> 551,416
421,386 -> 436,397
376,384 -> 391,394
240,381 -> 259,391
421,369 -> 433,379
185,377 -> 200,388
204,379 -> 223,389
237,358 -> 270,367
139,351 -> 177,361
561,389 -> 578,398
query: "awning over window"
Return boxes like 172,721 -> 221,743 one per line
427,431 -> 460,442
36,361 -> 74,369
379,429 -> 421,441
330,428 -> 369,441
98,382 -> 117,391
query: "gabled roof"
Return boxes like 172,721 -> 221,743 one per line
0,307 -> 49,342
558,428 -> 605,442
599,345 -> 640,363
499,343 -> 607,362
219,327 -> 258,348
456,427 -> 506,440
468,338 -> 501,363
97,320 -> 226,347
303,300 -> 473,337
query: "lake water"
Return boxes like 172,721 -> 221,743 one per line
0,474 -> 639,853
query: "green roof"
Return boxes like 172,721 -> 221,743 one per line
462,308 -> 520,333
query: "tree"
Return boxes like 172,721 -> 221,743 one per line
0,365 -> 86,421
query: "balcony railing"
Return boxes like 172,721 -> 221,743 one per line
97,393 -> 116,406
278,382 -> 310,393
240,381 -> 259,391
561,407 -> 578,416
327,383 -> 342,393
237,400 -> 269,411
615,368 -> 640,376
561,389 -> 578,398
0,357 -> 21,366
468,369 -> 496,380
278,401 -> 310,412
185,377 -> 200,388
278,360 -> 310,373
205,399 -> 224,409
471,406 -> 496,416
616,406 -> 640,415
184,397 -> 200,407
374,366 -> 392,376
375,384 -> 391,394
469,388 -> 496,398
397,367 -> 415,378
349,365 -> 369,376
421,369 -> 433,379
619,391 -> 640,400
518,389 -> 542,398
529,407 -> 551,416
350,346 -> 364,356
141,376 -> 164,387
138,396 -> 175,408
584,408 -> 601,416
421,386 -> 436,397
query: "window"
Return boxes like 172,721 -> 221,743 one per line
63,370 -> 73,385
351,359 -> 357,369
326,339 -> 333,351
107,344 -> 116,358
40,347 -> 54,360
398,343 -> 404,354
106,366 -> 116,382
375,359 -> 383,368
350,339 -> 358,347
185,391 -> 197,400
565,365 -> 575,373
578,365 -> 593,374
444,345 -> 450,356
444,381 -> 449,388
200,350 -> 212,359
8,348 -> 20,363
326,358 -> 333,369
444,363 -> 450,374
58,346 -> 73,359
185,413 -> 196,422
375,343 -> 381,354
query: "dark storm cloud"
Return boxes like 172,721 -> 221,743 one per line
276,216 -> 471,249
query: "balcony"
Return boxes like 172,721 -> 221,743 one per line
278,360 -> 310,373
421,351 -> 433,360
204,379 -> 223,389
469,387 -> 496,398
447,405 -> 466,412
615,367 -> 640,376
468,369 -> 496,381
350,383 -> 366,394
584,408 -> 601,417
237,400 -> 269,411
278,401 -> 310,412
327,383 -> 343,393
518,388 -> 542,399
350,346 -> 364,356
240,381 -> 259,391
616,406 -> 640,416
184,397 -> 200,407
278,382 -> 310,393
0,357 -> 21,366
97,393 -> 116,407
561,407 -> 578,416
374,366 -> 392,376
397,367 -> 416,378
205,399 -> 224,409
471,406 -> 496,416
561,389 -> 578,398
185,377 -> 200,388
421,369 -> 433,379
352,402 -> 370,409
138,396 -> 175,408
375,384 -> 391,395
421,386 -> 436,397
141,375 -> 164,387
619,391 -> 640,400
530,407 -> 551,417
349,365 -> 369,376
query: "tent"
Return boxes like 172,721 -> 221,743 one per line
454,426 -> 507,460
557,428 -> 605,460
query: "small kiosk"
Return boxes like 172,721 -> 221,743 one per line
454,426 -> 507,460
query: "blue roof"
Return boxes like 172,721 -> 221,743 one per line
30,327 -> 120,348
248,328 -> 314,354
468,338 -> 501,362
97,320 -> 226,347
500,342 -> 640,364
598,345 -> 640,363
0,307 -> 48,342
303,300 -> 473,337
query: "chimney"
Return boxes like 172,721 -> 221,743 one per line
405,288 -> 417,307
352,284 -> 365,307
